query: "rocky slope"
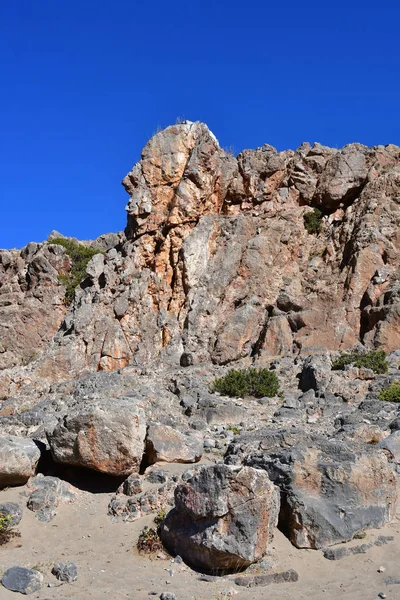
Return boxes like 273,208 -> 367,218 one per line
3,121 -> 400,395
2,122 -> 400,598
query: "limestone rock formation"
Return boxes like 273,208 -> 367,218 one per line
1,123 -> 400,396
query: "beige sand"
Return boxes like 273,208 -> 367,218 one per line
0,475 -> 399,600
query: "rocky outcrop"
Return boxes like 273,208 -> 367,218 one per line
0,435 -> 41,487
225,430 -> 398,548
47,397 -> 146,476
1,122 -> 400,395
160,464 -> 280,572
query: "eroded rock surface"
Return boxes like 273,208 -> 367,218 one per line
0,435 -> 40,488
160,464 -> 280,571
47,397 -> 146,476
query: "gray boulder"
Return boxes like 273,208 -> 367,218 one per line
160,464 -> 280,572
47,397 -> 146,476
2,566 -> 43,595
0,435 -> 41,488
239,432 -> 397,549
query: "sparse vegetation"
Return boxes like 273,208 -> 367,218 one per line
379,382 -> 400,403
210,368 -> 280,398
154,508 -> 167,526
0,514 -> 20,546
136,526 -> 163,554
227,425 -> 240,435
331,349 -> 388,374
22,351 -> 39,366
51,237 -> 104,304
304,208 -> 323,234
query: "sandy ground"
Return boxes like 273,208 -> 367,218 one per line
1,467 -> 400,600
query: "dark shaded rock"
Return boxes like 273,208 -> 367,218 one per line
2,566 -> 43,595
160,464 -> 280,572
0,502 -> 23,527
118,473 -> 143,496
146,469 -> 169,484
51,562 -> 78,582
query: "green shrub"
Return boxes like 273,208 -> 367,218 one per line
331,350 -> 388,374
210,368 -> 280,398
304,208 -> 323,234
379,382 -> 400,403
0,514 -> 20,546
51,237 -> 103,304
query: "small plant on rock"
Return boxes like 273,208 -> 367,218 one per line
304,208 -> 323,234
210,368 -> 280,398
154,508 -> 167,526
136,526 -> 163,554
331,349 -> 388,374
379,382 -> 400,403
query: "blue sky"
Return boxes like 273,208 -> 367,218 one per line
1,1 -> 399,248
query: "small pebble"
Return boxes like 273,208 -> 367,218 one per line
378,566 -> 386,573
378,593 -> 387,599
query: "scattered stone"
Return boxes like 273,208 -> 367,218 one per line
323,535 -> 395,560
27,476 -> 78,522
234,569 -> 299,587
384,577 -> 400,585
118,473 -> 143,496
160,593 -> 176,600
0,502 -> 23,527
0,435 -> 41,487
146,470 -> 169,484
378,566 -> 386,573
2,566 -> 43,595
51,562 -> 78,583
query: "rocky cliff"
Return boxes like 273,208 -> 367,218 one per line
2,121 -> 400,391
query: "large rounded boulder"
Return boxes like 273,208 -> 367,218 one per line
160,464 -> 280,572
47,397 -> 146,476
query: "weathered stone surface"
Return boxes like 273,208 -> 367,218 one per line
27,475 -> 79,522
160,464 -> 280,572
234,568 -> 299,587
47,397 -> 146,476
231,433 -> 398,549
145,423 -> 202,465
51,562 -> 78,582
0,502 -> 23,526
0,435 -> 40,487
1,126 -> 400,401
2,566 -> 43,595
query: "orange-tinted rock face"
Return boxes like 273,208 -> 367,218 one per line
2,122 -> 400,390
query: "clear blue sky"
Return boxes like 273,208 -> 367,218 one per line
1,1 -> 399,249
